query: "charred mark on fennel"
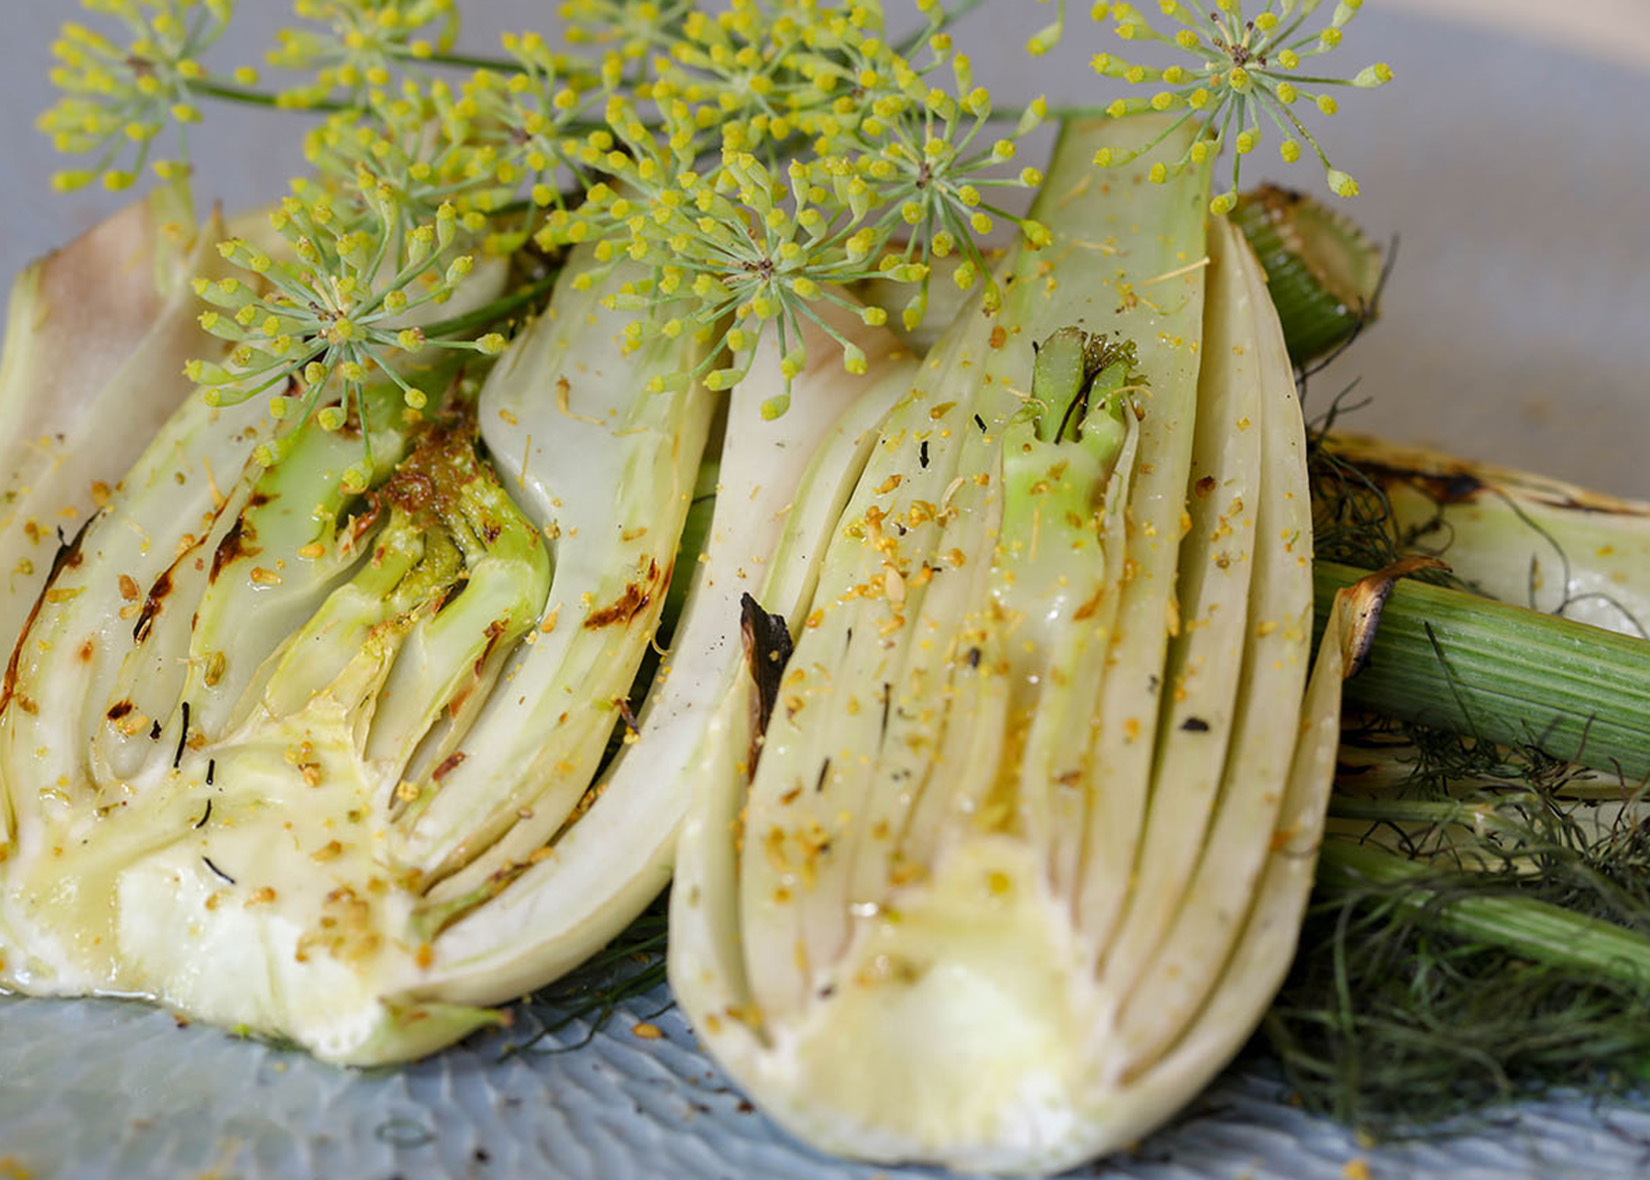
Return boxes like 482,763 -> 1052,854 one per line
1181,716 -> 1211,732
740,593 -> 794,766
919,440 -> 930,469
209,517 -> 261,582
195,799 -> 212,829
132,568 -> 176,645
1,516 -> 92,714
149,719 -> 162,741
1341,557 -> 1450,678
447,620 -> 511,705
206,758 -> 216,786
433,751 -> 467,781
585,559 -> 665,629
1410,470 -> 1484,506
202,856 -> 235,885
173,702 -> 191,769
435,580 -> 466,614
1053,391 -> 1089,447
815,758 -> 831,794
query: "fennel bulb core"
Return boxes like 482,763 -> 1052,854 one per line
5,684 -> 500,1062
780,836 -> 1095,1162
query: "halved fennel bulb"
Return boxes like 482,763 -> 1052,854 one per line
0,231 -> 910,1063
668,116 -> 1350,1174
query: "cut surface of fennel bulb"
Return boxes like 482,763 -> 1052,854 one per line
0,387 -> 550,1062
668,115 -> 1348,1174
0,245 -> 690,1062
0,234 -> 915,1063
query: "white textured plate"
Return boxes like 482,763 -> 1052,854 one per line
3,5 -> 1649,1178
5,979 -> 1650,1179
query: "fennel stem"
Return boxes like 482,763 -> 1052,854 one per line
1314,561 -> 1650,784
1316,839 -> 1650,990
193,78 -> 346,112
419,269 -> 561,340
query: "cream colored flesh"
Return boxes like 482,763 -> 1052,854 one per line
670,118 -> 1345,1174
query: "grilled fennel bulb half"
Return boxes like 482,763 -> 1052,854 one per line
0,210 -> 833,1060
0,198 -> 915,1062
669,116 -> 1352,1174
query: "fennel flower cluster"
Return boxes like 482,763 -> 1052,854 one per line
268,0 -> 460,106
36,0 -> 1385,467
1091,0 -> 1393,212
535,3 -> 1055,413
188,189 -> 507,489
38,0 -> 238,191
